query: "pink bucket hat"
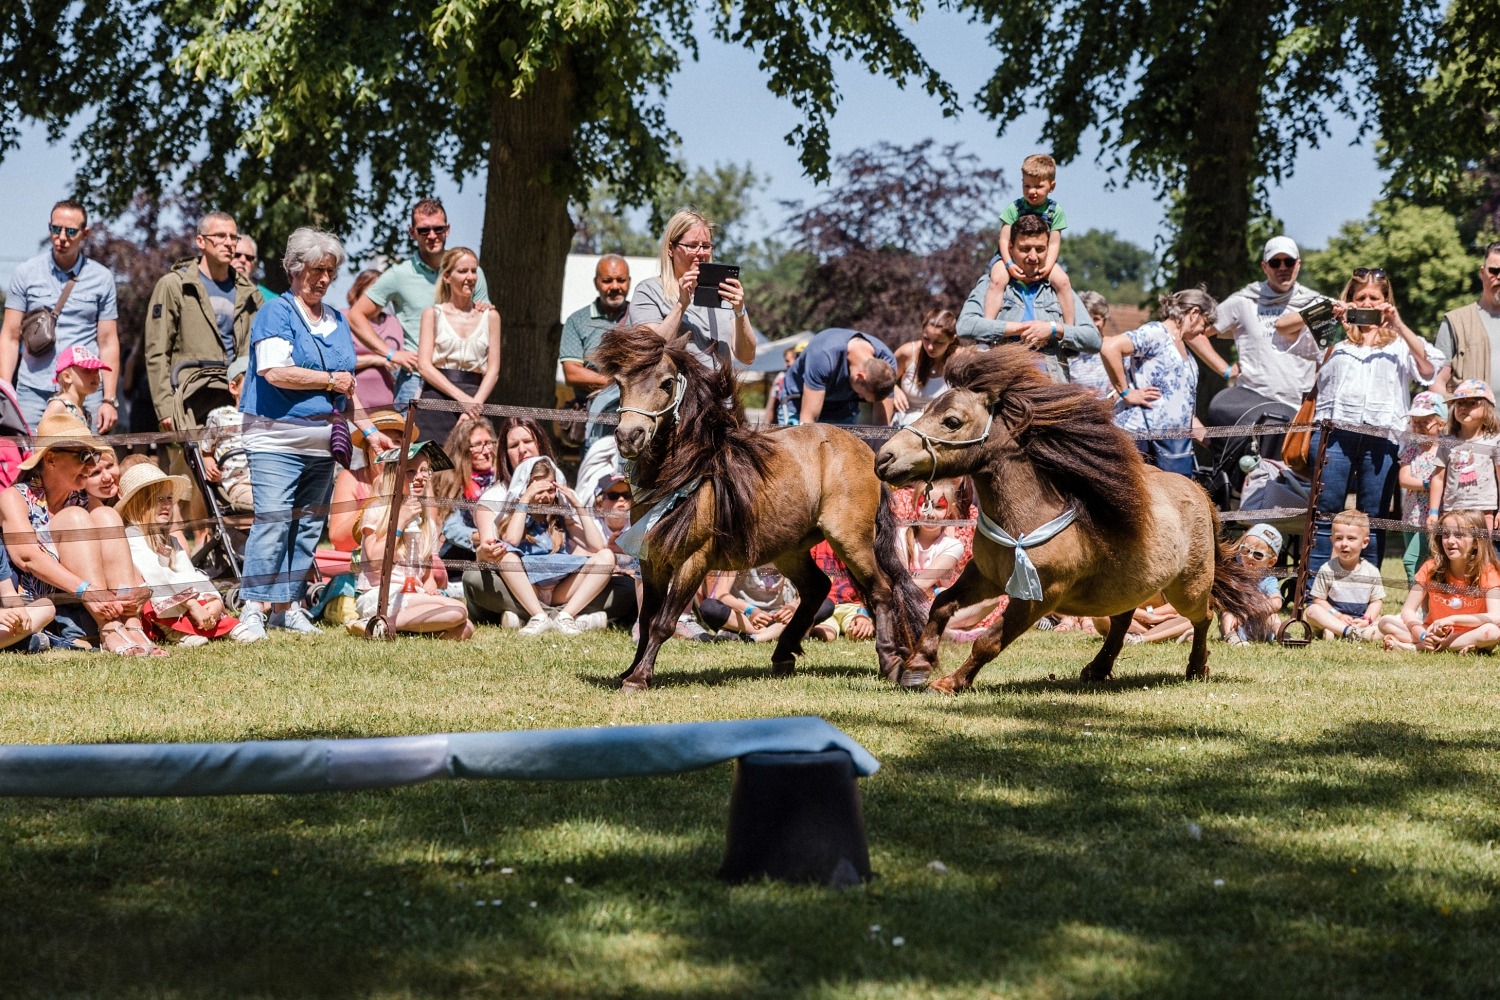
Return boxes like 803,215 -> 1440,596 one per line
54,345 -> 111,379
1445,379 -> 1496,406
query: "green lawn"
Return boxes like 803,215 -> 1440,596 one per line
1,628 -> 1497,998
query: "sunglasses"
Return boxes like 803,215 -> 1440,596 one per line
55,447 -> 100,465
414,225 -> 449,237
1238,546 -> 1274,562
48,224 -> 82,238
231,251 -> 257,262
601,489 -> 632,500
1352,267 -> 1386,280
1265,257 -> 1297,270
1486,266 -> 1500,277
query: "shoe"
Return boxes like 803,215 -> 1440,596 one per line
675,614 -> 713,642
553,612 -> 584,636
280,605 -> 320,635
178,634 -> 210,648
577,611 -> 609,632
26,631 -> 55,654
1035,616 -> 1057,631
345,618 -> 370,638
519,612 -> 554,636
500,611 -> 522,629
232,610 -> 267,643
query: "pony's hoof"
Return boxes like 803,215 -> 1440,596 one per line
1079,666 -> 1112,683
619,675 -> 650,694
770,659 -> 796,677
898,669 -> 930,689
1187,665 -> 1211,680
926,675 -> 962,696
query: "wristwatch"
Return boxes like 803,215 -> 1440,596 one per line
101,396 -> 118,406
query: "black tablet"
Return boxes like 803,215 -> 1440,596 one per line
692,262 -> 740,309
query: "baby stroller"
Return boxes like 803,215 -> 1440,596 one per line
0,378 -> 31,488
1198,386 -> 1295,510
171,360 -> 250,602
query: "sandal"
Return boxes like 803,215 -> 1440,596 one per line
125,623 -> 169,657
100,622 -> 150,656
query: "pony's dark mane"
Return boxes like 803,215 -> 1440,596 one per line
943,344 -> 1153,543
593,326 -> 776,563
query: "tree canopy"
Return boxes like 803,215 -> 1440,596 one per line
0,0 -> 956,407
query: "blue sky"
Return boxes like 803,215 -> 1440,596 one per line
0,7 -> 1385,287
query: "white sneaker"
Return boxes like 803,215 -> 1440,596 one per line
553,612 -> 584,636
280,605 -> 320,635
178,634 -> 210,648
676,613 -> 713,642
577,611 -> 609,632
232,610 -> 267,643
519,613 -> 554,636
500,611 -> 522,629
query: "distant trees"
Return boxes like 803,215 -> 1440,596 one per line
1062,229 -> 1157,307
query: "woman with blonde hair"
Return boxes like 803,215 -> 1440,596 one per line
435,414 -> 498,561
1304,267 -> 1436,573
347,441 -> 474,640
416,247 -> 501,444
628,209 -> 756,367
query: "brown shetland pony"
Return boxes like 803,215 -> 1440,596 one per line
594,326 -> 926,693
874,344 -> 1269,691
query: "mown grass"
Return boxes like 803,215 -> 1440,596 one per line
1,628 -> 1497,998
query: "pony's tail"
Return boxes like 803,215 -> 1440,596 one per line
874,484 -> 929,649
1211,533 -> 1275,624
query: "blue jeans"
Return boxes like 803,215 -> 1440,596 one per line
1136,436 -> 1195,477
241,451 -> 336,604
1308,427 -> 1398,576
392,368 -> 421,412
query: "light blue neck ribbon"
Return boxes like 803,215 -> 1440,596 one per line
616,477 -> 703,559
973,505 -> 1078,601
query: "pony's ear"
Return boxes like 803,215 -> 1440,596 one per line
999,395 -> 1035,439
668,331 -> 692,353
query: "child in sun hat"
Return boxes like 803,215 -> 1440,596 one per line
1427,379 -> 1500,532
42,345 -> 111,431
1399,390 -> 1448,584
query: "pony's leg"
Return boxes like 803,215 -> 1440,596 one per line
905,563 -> 1000,687
1081,611 -> 1135,682
1185,614 -> 1213,679
770,549 -> 830,675
620,558 -> 710,693
930,596 -> 1049,695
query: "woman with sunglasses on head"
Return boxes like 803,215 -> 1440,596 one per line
629,209 -> 756,369
0,413 -> 159,654
1300,267 -> 1435,575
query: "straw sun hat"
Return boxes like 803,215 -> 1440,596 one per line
17,413 -> 105,473
116,463 -> 192,511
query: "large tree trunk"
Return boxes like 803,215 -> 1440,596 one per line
1172,0 -> 1275,297
482,61 -> 578,412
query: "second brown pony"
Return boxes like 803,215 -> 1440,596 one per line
594,326 -> 926,692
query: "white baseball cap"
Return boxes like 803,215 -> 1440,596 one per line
1242,523 -> 1284,556
1261,236 -> 1300,262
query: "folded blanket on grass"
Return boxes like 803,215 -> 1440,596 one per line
0,716 -> 878,797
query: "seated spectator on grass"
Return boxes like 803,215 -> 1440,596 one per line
82,445 -> 120,510
809,540 -> 871,641
906,479 -> 967,600
117,463 -> 249,646
435,415 -> 497,562
0,413 -> 158,654
328,408 -> 411,552
1377,509 -> 1500,653
1222,523 -> 1285,644
497,416 -> 556,487
347,441 -> 474,641
0,539 -> 55,652
698,565 -> 835,643
472,455 -> 612,636
199,354 -> 253,512
1304,511 -> 1386,642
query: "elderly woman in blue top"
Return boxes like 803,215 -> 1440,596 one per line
1100,288 -> 1219,477
956,213 -> 1101,380
237,228 -> 396,639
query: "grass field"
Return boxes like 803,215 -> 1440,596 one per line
1,627 -> 1497,998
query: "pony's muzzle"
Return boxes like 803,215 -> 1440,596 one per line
615,421 -> 651,459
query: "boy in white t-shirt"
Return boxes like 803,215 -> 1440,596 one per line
199,354 -> 253,512
1305,510 -> 1387,641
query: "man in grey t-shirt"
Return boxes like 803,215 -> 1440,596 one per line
1432,242 -> 1500,393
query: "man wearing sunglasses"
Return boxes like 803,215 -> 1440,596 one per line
143,211 -> 264,431
1431,242 -> 1500,394
1188,235 -> 1325,462
346,197 -> 491,412
0,200 -> 120,431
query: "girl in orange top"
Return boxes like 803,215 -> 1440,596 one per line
1378,509 -> 1500,653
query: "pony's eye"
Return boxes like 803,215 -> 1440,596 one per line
942,415 -> 962,430
660,379 -> 675,394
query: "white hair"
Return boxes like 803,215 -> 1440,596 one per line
282,227 -> 346,279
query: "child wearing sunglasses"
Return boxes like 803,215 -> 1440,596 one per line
1222,523 -> 1285,644
1378,509 -> 1500,653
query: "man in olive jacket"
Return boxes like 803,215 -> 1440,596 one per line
145,211 -> 263,430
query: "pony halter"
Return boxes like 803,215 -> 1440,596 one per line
618,372 -> 688,425
897,409 -> 995,487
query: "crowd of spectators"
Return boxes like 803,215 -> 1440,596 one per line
4,165 -> 1500,657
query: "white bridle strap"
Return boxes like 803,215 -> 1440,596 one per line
897,410 -> 995,486
618,372 -> 688,424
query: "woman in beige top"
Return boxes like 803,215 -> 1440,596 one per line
417,247 -> 501,443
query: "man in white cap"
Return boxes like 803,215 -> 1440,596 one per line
1189,236 -> 1326,449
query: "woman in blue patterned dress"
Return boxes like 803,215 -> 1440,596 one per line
1100,288 -> 1219,477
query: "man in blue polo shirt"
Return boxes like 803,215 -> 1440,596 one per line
779,327 -> 901,425
1,200 -> 121,431
346,197 -> 491,411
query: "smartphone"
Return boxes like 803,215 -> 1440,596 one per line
1345,307 -> 1383,326
692,262 -> 740,309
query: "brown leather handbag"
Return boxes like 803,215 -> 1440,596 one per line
20,275 -> 77,356
1281,345 -> 1334,476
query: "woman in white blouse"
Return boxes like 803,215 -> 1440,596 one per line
1305,268 -> 1436,573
